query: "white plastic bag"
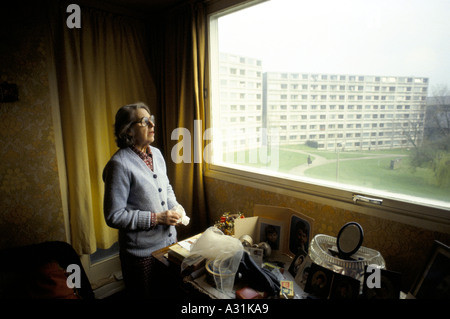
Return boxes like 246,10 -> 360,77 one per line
181,227 -> 243,296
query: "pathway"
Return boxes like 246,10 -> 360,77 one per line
280,147 -> 408,176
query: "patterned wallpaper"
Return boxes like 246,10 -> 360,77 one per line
0,10 -> 66,249
204,176 -> 450,291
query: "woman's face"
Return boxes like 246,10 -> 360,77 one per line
130,108 -> 155,149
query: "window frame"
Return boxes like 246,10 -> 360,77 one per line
204,0 -> 450,234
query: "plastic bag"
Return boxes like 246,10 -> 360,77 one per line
181,227 -> 243,296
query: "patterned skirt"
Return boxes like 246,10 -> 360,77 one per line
119,252 -> 156,299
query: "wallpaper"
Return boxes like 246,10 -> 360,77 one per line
204,176 -> 450,291
0,11 -> 66,249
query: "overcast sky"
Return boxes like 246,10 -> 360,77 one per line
218,0 -> 450,94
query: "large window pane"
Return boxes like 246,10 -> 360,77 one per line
209,0 -> 450,210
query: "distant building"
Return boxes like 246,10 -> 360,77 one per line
217,52 -> 263,152
263,72 -> 428,151
218,53 -> 429,152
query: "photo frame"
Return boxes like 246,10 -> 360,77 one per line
294,255 -> 313,290
304,262 -> 334,298
329,272 -> 360,299
303,262 -> 361,299
411,240 -> 450,299
257,218 -> 285,252
251,205 -> 315,256
362,268 -> 402,299
288,249 -> 308,278
288,214 -> 313,256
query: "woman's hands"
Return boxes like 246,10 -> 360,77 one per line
156,209 -> 181,226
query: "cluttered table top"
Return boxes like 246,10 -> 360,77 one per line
151,208 -> 410,300
152,231 -> 307,299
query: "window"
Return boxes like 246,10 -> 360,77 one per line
207,0 -> 450,229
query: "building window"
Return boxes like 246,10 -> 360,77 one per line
208,0 -> 450,226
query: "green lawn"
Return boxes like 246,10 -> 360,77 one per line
223,146 -> 450,203
224,148 -> 310,172
305,157 -> 446,199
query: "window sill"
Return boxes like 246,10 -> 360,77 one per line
204,163 -> 450,234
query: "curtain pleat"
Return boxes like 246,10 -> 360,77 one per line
150,2 -> 209,238
191,3 -> 209,235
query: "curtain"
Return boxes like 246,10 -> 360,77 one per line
149,1 -> 209,238
51,3 -> 157,254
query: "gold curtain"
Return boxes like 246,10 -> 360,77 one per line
150,1 -> 209,238
51,3 -> 157,254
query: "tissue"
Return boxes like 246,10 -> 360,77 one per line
173,204 -> 190,226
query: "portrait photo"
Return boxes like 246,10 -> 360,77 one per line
329,273 -> 360,299
363,268 -> 402,299
304,263 -> 333,298
294,255 -> 313,290
258,218 -> 284,251
289,214 -> 312,255
288,249 -> 307,277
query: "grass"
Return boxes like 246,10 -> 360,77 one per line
223,145 -> 450,203
224,148 -> 310,172
305,157 -> 449,201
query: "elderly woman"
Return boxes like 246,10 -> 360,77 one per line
103,102 -> 183,298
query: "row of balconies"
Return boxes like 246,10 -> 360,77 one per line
222,93 -> 427,101
223,83 -> 428,93
222,135 -> 417,151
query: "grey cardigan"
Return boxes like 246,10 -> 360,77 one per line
103,146 -> 179,257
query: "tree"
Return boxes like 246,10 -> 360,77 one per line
410,85 -> 450,187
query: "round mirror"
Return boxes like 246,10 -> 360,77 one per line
337,222 -> 363,258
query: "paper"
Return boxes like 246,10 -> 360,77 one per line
234,216 -> 259,240
175,233 -> 202,252
178,238 -> 196,251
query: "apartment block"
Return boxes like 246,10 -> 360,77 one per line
217,53 -> 263,151
218,53 -> 429,152
263,72 -> 428,151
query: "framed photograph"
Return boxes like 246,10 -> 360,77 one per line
329,272 -> 360,299
411,240 -> 450,299
294,255 -> 313,290
252,205 -> 314,256
257,218 -> 285,252
289,214 -> 313,255
362,268 -> 402,299
288,249 -> 308,277
304,263 -> 334,298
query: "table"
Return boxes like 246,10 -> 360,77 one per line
149,244 -> 205,298
151,242 -> 307,299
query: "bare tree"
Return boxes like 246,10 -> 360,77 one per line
411,85 -> 450,186
425,85 -> 450,140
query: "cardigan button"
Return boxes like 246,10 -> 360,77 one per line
153,174 -> 157,178
158,188 -> 162,192
161,201 -> 165,206
168,233 -> 172,237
